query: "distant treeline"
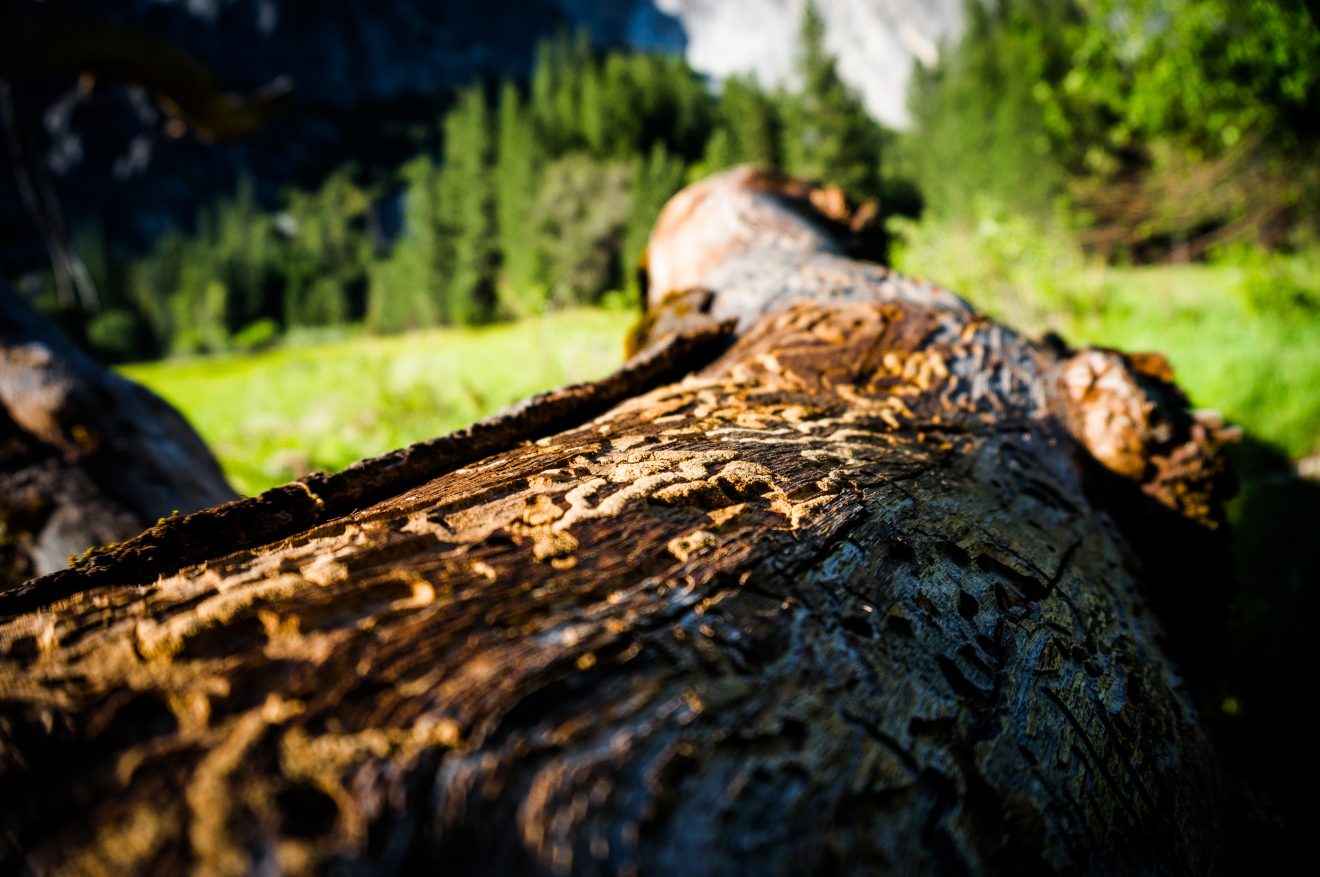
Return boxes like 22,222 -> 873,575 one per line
39,8 -> 887,361
22,0 -> 1320,362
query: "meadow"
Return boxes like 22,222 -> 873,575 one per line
124,246 -> 1319,497
122,308 -> 634,497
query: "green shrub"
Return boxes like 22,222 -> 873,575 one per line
888,200 -> 1108,331
232,318 -> 281,353
85,309 -> 145,363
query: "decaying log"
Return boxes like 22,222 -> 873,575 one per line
0,168 -> 1236,875
0,288 -> 236,588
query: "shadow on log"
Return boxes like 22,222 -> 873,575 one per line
0,168 -> 1240,874
0,288 -> 236,587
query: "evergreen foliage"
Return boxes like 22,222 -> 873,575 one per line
905,0 -> 1071,218
31,21 -> 886,360
435,87 -> 498,324
779,4 -> 886,199
626,144 -> 689,295
528,154 -> 633,305
279,169 -> 371,329
34,2 -> 1313,361
494,82 -> 546,318
364,37 -> 730,329
710,76 -> 784,170
367,156 -> 442,334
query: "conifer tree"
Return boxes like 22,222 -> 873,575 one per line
281,169 -> 368,328
702,76 -> 784,172
780,3 -> 884,198
494,82 -> 545,316
436,87 -> 497,324
530,37 -> 562,151
580,63 -> 607,156
127,232 -> 183,350
697,128 -> 738,175
367,156 -> 442,333
216,175 -> 270,332
625,143 -> 687,297
723,76 -> 783,168
905,0 -> 1066,218
599,54 -> 644,156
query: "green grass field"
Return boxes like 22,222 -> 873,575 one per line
123,260 -> 1318,498
122,308 -> 634,496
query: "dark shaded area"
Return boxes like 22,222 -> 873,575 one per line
0,0 -> 688,272
1209,437 -> 1320,869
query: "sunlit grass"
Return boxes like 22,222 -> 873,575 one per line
1065,263 -> 1320,462
122,308 -> 634,496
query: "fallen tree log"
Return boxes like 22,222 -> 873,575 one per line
0,288 -> 236,588
0,168 -> 1236,875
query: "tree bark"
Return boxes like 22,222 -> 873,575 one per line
0,168 -> 1235,875
0,287 -> 236,587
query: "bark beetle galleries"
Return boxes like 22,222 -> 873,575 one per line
0,167 -> 1235,875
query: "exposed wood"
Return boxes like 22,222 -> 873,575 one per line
4,321 -> 735,617
0,168 -> 1236,875
0,288 -> 237,588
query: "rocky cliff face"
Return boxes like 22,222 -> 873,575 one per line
0,0 -> 962,274
654,0 -> 962,127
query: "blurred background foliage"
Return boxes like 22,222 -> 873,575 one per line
18,10 -> 895,360
120,308 -> 633,497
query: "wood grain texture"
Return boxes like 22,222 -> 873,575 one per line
0,168 -> 1236,875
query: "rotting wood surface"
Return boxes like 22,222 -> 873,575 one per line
0,167 -> 1236,875
0,288 -> 236,588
